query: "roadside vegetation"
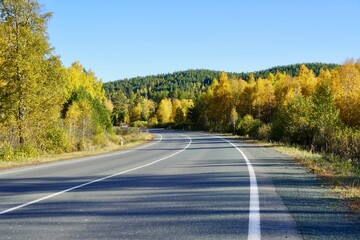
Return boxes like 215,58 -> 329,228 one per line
246,139 -> 360,212
0,127 -> 153,170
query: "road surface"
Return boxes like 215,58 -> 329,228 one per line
0,130 -> 359,239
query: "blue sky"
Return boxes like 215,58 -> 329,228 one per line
38,0 -> 360,82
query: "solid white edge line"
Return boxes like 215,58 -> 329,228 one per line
0,134 -> 163,176
0,134 -> 192,216
217,136 -> 261,240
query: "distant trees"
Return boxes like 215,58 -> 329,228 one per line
105,61 -> 359,165
103,64 -> 338,106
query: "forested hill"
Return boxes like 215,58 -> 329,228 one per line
103,63 -> 338,102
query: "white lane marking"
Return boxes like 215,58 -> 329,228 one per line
0,134 -> 192,215
0,134 -> 163,176
217,136 -> 261,240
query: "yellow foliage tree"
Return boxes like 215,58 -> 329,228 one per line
330,61 -> 360,126
211,72 -> 234,130
0,0 -> 65,147
171,99 -> 182,122
231,78 -> 246,113
130,103 -> 142,123
253,78 -> 275,121
296,64 -> 318,97
239,74 -> 255,116
157,98 -> 172,123
141,99 -> 156,121
65,61 -> 106,103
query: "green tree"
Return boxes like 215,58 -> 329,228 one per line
311,83 -> 340,152
271,97 -> 315,146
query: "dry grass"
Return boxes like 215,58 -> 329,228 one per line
267,142 -> 359,213
0,132 -> 153,171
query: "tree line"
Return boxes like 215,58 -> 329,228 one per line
103,64 -> 338,103
0,0 -> 113,160
106,63 -> 360,166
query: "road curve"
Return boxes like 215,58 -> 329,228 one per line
0,130 -> 359,239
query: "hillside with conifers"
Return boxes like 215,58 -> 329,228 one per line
103,63 -> 338,102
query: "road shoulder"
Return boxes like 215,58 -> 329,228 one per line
229,137 -> 360,240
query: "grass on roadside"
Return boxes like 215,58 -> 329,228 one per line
0,132 -> 154,171
250,139 -> 360,213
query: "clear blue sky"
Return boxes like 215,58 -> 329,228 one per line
38,0 -> 360,82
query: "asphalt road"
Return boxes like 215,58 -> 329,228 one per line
0,130 -> 359,239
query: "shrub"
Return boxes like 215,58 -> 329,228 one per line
0,142 -> 15,161
115,127 -> 140,135
17,143 -> 39,160
132,121 -> 148,128
237,115 -> 262,136
257,124 -> 271,140
92,132 -> 106,147
325,127 -> 360,166
44,128 -> 72,153
148,116 -> 158,127
107,132 -> 119,143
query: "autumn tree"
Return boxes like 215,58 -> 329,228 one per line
0,0 -> 65,148
231,78 -> 246,114
230,107 -> 238,134
330,60 -> 360,126
311,82 -> 340,152
171,99 -> 182,122
252,78 -> 265,120
130,103 -> 142,123
239,74 -> 255,116
173,99 -> 194,125
252,78 -> 274,121
63,87 -> 112,149
195,78 -> 218,130
65,62 -> 106,102
271,97 -> 315,146
157,98 -> 172,123
141,99 -> 156,121
296,64 -> 317,97
211,72 -> 233,131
